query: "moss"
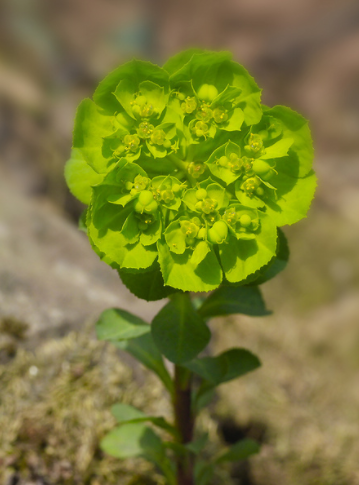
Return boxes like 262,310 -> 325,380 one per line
0,326 -> 235,485
0,328 -> 167,484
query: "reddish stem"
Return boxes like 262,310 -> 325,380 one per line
174,365 -> 194,485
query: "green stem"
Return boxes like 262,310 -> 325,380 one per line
174,365 -> 195,485
167,154 -> 197,187
168,154 -> 189,173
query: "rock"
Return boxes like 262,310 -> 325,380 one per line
0,173 -> 163,342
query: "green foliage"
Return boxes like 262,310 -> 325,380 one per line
111,403 -> 178,437
96,308 -> 150,341
216,438 -> 260,463
151,293 -> 211,364
65,48 -> 316,485
65,48 -> 315,296
186,348 -> 261,386
100,422 -> 176,484
113,333 -> 174,394
197,284 -> 270,318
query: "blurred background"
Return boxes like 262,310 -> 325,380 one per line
0,0 -> 359,484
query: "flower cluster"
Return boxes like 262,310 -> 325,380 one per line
65,49 -> 316,296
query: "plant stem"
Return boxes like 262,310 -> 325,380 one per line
167,154 -> 197,187
174,365 -> 194,485
168,154 -> 188,173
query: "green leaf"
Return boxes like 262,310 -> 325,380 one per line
72,99 -> 119,173
101,423 -> 176,484
157,240 -> 223,292
221,107 -> 245,132
206,183 -> 229,209
194,460 -> 215,485
112,403 -> 144,422
234,183 -> 266,210
211,85 -> 242,107
263,105 -> 314,176
198,285 -> 270,318
151,293 -> 211,364
88,184 -> 158,270
163,48 -> 207,75
248,227 -> 289,285
119,265 -> 176,301
264,166 -> 317,226
191,241 -> 211,267
64,149 -> 104,204
216,438 -> 260,463
114,333 -> 174,394
121,241 -> 158,270
220,212 -> 277,284
185,348 -> 261,386
121,213 -> 140,244
101,423 -> 167,465
94,59 -> 169,112
78,209 -> 87,233
107,192 -> 134,207
113,78 -> 137,119
96,308 -> 150,341
170,51 -> 233,94
193,383 -> 216,412
205,141 -> 242,186
185,356 -> 227,385
111,403 -> 177,437
231,63 -> 262,125
165,220 -> 187,254
140,218 -> 162,246
220,348 -> 261,382
261,137 -> 293,160
185,433 -> 208,454
139,80 -> 167,117
101,422 -> 155,459
182,188 -> 199,212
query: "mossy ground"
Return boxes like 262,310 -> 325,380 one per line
0,324 -> 233,485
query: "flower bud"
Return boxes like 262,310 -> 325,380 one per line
137,122 -> 154,139
188,162 -> 206,178
161,189 -> 175,204
181,96 -> 197,114
197,227 -> 207,239
242,176 -> 261,196
133,175 -> 150,191
213,107 -> 228,124
245,134 -> 264,155
252,159 -> 271,177
197,198 -> 217,214
223,209 -> 237,225
151,129 -> 167,146
196,188 -> 207,200
140,103 -> 155,118
180,220 -> 199,238
193,121 -> 209,138
218,156 -> 229,168
196,106 -> 213,123
124,134 -> 140,152
138,190 -> 154,206
239,214 -> 252,227
197,84 -> 218,102
208,220 -> 228,244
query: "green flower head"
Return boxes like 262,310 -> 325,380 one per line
65,49 -> 316,298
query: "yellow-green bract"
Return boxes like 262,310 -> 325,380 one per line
65,49 -> 316,298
